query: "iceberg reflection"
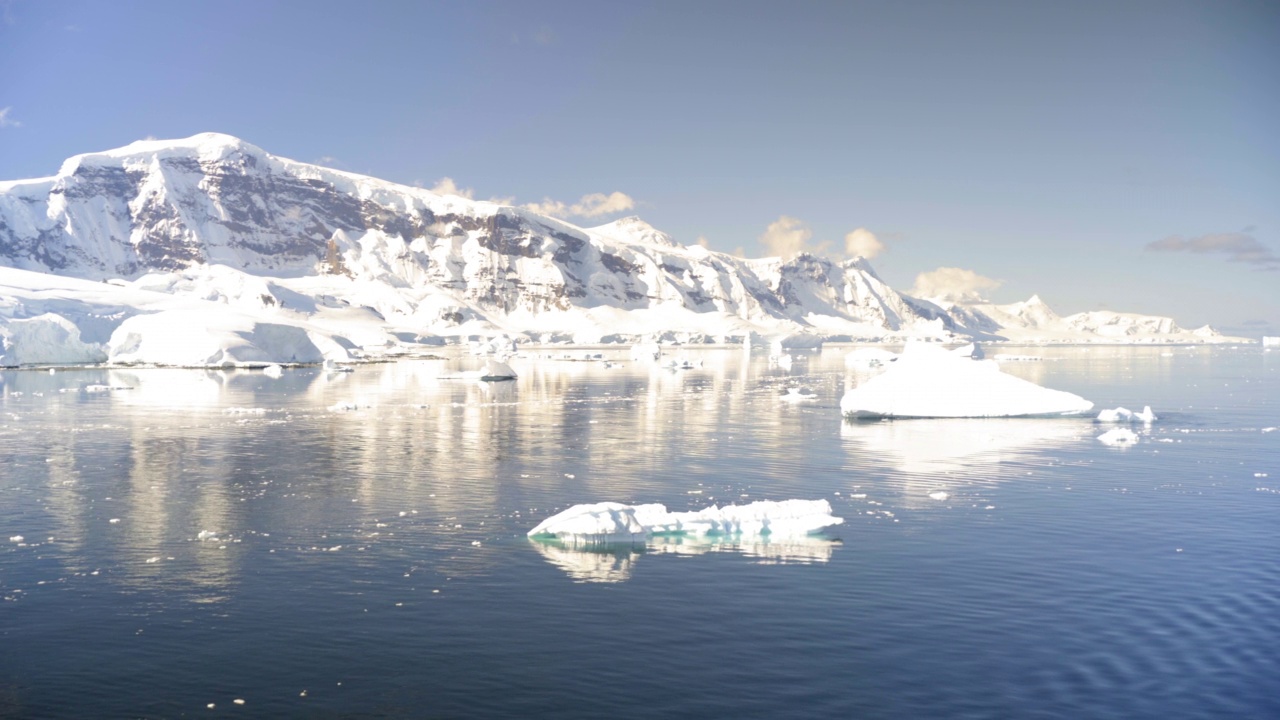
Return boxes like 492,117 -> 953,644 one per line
840,417 -> 1087,474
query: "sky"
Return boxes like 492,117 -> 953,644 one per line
1,0 -> 1277,335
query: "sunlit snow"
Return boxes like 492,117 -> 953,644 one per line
839,342 -> 1093,418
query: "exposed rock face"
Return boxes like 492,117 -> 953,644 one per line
0,133 -> 952,338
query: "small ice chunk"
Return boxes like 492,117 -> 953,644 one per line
9,535 -> 23,542
780,387 -> 818,402
108,518 -> 121,524
263,364 -> 284,378
1096,405 -> 1156,424
197,530 -> 218,541
1097,427 -> 1139,446
928,491 -> 949,501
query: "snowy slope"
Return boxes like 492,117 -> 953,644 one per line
0,133 -> 1247,366
938,295 -> 1232,344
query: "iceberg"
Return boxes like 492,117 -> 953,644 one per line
840,342 -> 1093,418
527,498 -> 843,545
478,359 -> 517,381
1096,406 -> 1156,424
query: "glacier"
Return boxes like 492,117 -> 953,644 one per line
0,133 -> 1252,367
839,342 -> 1094,418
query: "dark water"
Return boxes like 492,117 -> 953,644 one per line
1,346 -> 1277,719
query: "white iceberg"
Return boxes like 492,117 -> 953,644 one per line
840,342 -> 1093,418
1097,427 -> 1139,446
479,359 -> 517,381
527,499 -> 843,545
1096,406 -> 1156,424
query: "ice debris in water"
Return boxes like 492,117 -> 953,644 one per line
1096,406 -> 1156,424
197,530 -> 218,541
263,364 -> 284,379
840,342 -> 1092,418
528,499 -> 843,545
9,535 -> 22,543
1097,427 -> 1139,446
928,491 -> 949,501
780,387 -> 818,402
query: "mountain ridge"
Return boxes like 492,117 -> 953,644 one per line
0,133 -> 1245,365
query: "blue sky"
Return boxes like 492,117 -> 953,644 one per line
2,0 -> 1277,334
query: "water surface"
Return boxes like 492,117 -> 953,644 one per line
2,346 -> 1277,718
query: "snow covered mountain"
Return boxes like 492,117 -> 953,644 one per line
0,133 -> 1245,366
934,295 -> 1228,344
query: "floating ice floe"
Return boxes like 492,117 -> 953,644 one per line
527,499 -> 843,545
839,342 -> 1092,418
1097,427 -> 1139,446
1096,406 -> 1156,424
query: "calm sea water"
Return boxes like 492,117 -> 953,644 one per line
2,346 -> 1277,719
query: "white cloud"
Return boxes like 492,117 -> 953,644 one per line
910,267 -> 1002,303
695,235 -> 711,248
570,191 -> 634,218
522,191 -> 635,220
427,177 -> 475,199
523,198 -> 568,217
756,216 -> 888,260
0,106 -> 21,129
759,215 -> 815,258
844,227 -> 884,259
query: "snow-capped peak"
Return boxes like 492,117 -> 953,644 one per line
588,215 -> 678,248
57,132 -> 267,178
